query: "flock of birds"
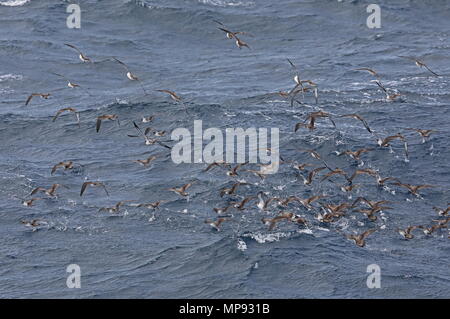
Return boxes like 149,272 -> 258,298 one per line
17,20 -> 449,248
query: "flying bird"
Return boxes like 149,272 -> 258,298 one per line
96,114 -> 119,133
64,43 -> 92,63
399,56 -> 439,77
52,107 -> 80,127
25,93 -> 51,106
80,182 -> 109,197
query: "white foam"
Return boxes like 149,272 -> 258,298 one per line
0,0 -> 29,6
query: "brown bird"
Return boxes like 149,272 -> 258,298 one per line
422,224 -> 447,235
320,202 -> 351,215
399,56 -> 439,77
80,181 -> 109,197
21,219 -> 42,227
157,89 -> 189,114
203,161 -> 231,172
99,200 -> 134,213
31,184 -> 68,197
25,93 -> 51,106
398,225 -> 423,239
205,217 -> 230,231
220,182 -> 247,197
433,205 -> 450,216
355,67 -> 379,77
261,211 -> 303,231
218,27 -> 251,49
301,111 -> 336,131
169,182 -> 195,197
96,114 -> 119,133
112,58 -> 147,95
22,198 -> 43,207
317,211 -> 346,223
293,163 -> 313,171
51,161 -> 75,175
354,206 -> 391,221
349,168 -> 379,182
133,156 -> 157,167
346,229 -> 377,247
226,162 -> 248,177
65,43 -> 92,63
338,148 -> 374,161
134,201 -> 166,210
393,182 -> 435,196
50,72 -> 81,89
234,196 -> 256,210
374,80 -> 402,101
301,167 -> 327,185
377,133 -> 407,147
339,114 -> 372,133
352,197 -> 393,209
321,168 -> 350,182
297,194 -> 328,210
52,107 -> 80,127
213,203 -> 236,215
375,175 -> 400,187
405,128 -> 435,143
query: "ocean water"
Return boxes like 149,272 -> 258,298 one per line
0,0 -> 449,298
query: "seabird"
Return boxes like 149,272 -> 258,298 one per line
217,27 -> 251,49
226,162 -> 248,177
51,161 -> 78,175
399,56 -> 440,77
133,155 -> 157,167
113,58 -> 147,94
205,217 -> 230,231
134,201 -> 166,210
21,219 -> 42,228
355,67 -> 379,78
31,184 -> 68,197
337,148 -> 374,161
398,225 -> 423,239
338,114 -> 372,133
99,200 -> 134,213
80,181 -> 109,197
433,205 -> 450,216
352,197 -> 393,209
346,229 -> 377,247
393,182 -> 435,196
261,211 -> 305,231
130,122 -> 172,149
354,206 -> 391,221
374,80 -> 402,101
64,43 -> 92,63
422,224 -> 446,235
234,196 -> 256,210
169,182 -> 195,197
25,93 -> 51,106
22,198 -> 43,207
204,161 -> 231,172
405,128 -> 435,144
301,167 -> 327,185
53,107 -> 80,127
321,168 -> 350,183
50,72 -> 81,89
157,89 -> 189,114
96,114 -> 119,133
220,182 -> 247,197
349,168 -> 379,182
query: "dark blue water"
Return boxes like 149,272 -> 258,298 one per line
0,0 -> 449,298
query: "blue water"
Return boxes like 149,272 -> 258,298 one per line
0,0 -> 449,298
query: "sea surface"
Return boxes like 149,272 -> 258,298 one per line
0,0 -> 449,298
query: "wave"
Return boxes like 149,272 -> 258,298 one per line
0,0 -> 30,7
